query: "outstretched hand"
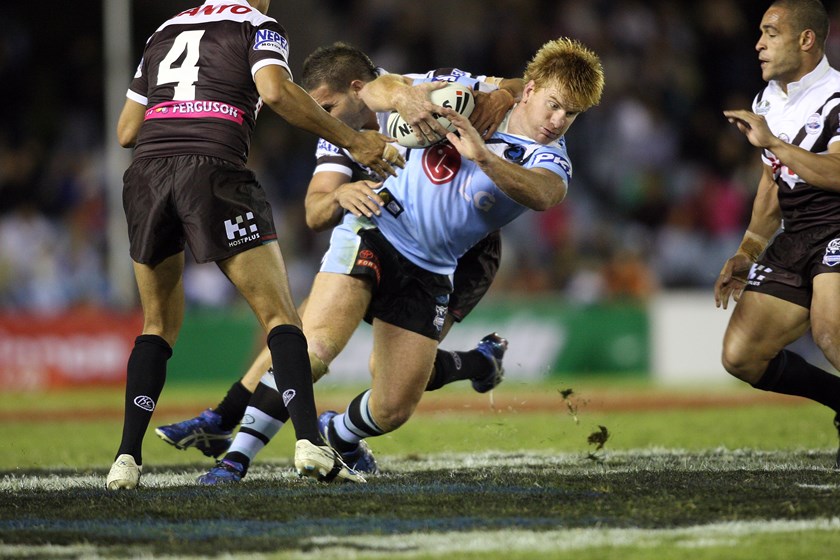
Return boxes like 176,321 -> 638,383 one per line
470,89 -> 515,139
348,130 -> 405,178
714,253 -> 753,310
723,109 -> 777,150
394,81 -> 451,145
441,107 -> 487,162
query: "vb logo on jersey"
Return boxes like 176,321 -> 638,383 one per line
422,142 -> 461,185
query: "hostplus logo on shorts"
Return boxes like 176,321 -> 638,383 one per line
224,212 -> 260,247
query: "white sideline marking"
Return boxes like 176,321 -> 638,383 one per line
299,518 -> 840,558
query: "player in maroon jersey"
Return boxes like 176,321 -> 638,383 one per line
715,0 -> 840,467
106,0 -> 402,489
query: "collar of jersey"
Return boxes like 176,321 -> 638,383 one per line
769,56 -> 830,100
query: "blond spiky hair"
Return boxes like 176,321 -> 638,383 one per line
524,37 -> 605,111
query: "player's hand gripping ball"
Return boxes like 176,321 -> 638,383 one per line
387,83 -> 476,149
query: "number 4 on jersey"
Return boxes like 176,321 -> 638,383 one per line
157,30 -> 205,100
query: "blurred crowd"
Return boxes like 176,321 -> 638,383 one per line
2,0 -> 840,312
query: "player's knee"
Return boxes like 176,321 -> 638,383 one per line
370,400 -> 415,432
721,341 -> 763,384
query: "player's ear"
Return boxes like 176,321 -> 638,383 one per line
350,79 -> 366,94
800,29 -> 816,51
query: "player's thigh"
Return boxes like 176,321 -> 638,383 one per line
369,319 -> 438,418
809,273 -> 840,352
218,242 -> 300,331
724,290 -> 809,364
132,252 -> 185,344
302,272 -> 372,365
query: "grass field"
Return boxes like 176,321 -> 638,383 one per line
2,379 -> 840,559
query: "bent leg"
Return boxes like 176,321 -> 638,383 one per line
721,291 -> 809,384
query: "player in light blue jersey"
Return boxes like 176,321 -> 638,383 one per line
307,36 -> 603,469
186,38 -> 602,482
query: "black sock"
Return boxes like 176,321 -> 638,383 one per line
329,390 -> 385,453
267,325 -> 322,444
116,335 -> 172,464
222,451 -> 250,474
214,380 -> 253,431
754,350 -> 840,411
425,348 -> 491,391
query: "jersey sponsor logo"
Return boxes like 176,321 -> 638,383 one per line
316,138 -> 341,154
177,4 -> 252,17
253,29 -> 289,58
145,100 -> 245,124
823,239 -> 840,267
747,263 -> 772,286
422,142 -> 461,184
805,113 -> 823,134
224,212 -> 260,247
756,99 -> 771,115
355,249 -> 381,283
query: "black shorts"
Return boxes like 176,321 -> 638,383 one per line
744,224 -> 840,308
448,230 -> 502,322
349,228 -> 452,341
123,155 -> 277,265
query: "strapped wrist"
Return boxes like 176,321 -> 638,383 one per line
736,231 -> 769,262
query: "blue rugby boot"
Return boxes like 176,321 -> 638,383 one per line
196,458 -> 246,485
318,410 -> 380,474
472,333 -> 508,393
155,409 -> 233,458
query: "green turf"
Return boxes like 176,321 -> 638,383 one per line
2,381 -> 840,559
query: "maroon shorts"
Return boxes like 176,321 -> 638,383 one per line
745,224 -> 840,308
123,155 -> 277,265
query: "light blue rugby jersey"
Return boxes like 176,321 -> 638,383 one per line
368,75 -> 572,276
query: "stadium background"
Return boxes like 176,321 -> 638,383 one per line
1,0 -> 839,390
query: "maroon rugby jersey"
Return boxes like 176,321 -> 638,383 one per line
127,0 -> 291,164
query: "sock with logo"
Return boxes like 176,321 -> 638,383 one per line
328,390 -> 386,454
213,380 -> 253,431
425,348 -> 492,391
115,334 -> 172,465
223,381 -> 289,470
267,325 -> 322,444
754,349 -> 840,411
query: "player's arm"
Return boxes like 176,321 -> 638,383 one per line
116,99 -> 146,148
442,108 -> 566,210
714,163 -> 780,309
768,140 -> 840,192
470,77 -> 523,139
359,73 -> 451,144
255,65 -> 403,177
304,171 -> 385,231
724,109 -> 840,191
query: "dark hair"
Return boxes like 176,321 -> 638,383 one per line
771,0 -> 829,49
300,42 -> 378,92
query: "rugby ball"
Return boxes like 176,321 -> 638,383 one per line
386,83 -> 475,149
